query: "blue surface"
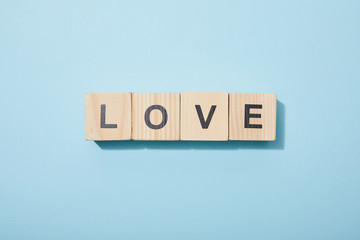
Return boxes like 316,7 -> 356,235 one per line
1,0 -> 360,239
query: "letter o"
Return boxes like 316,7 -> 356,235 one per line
144,105 -> 168,130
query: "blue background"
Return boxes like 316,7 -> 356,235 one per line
1,0 -> 360,239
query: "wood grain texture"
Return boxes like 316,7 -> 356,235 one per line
229,93 -> 276,141
132,93 -> 180,141
181,92 -> 228,141
85,92 -> 131,141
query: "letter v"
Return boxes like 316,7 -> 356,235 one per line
195,105 -> 217,129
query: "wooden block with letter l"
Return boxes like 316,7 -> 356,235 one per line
85,92 -> 132,141
181,92 -> 228,141
132,93 -> 180,141
229,93 -> 277,141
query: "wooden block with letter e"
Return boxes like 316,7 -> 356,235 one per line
85,92 -> 132,141
229,93 -> 276,141
132,93 -> 180,140
181,92 -> 228,141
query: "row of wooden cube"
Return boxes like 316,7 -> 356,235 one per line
85,92 -> 277,141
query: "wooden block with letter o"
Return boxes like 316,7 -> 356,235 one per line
132,93 -> 180,141
181,92 -> 228,141
229,93 -> 276,141
85,92 -> 132,141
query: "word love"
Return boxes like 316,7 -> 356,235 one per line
85,92 -> 277,141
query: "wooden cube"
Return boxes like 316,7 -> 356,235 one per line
132,93 -> 180,141
85,93 -> 132,141
229,93 -> 276,141
181,92 -> 228,141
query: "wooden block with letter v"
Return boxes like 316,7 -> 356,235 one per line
85,92 -> 132,141
181,92 -> 228,141
132,93 -> 180,140
229,93 -> 276,141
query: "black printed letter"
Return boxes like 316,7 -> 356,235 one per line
144,105 -> 168,130
244,104 -> 262,129
100,104 -> 117,128
195,105 -> 217,129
